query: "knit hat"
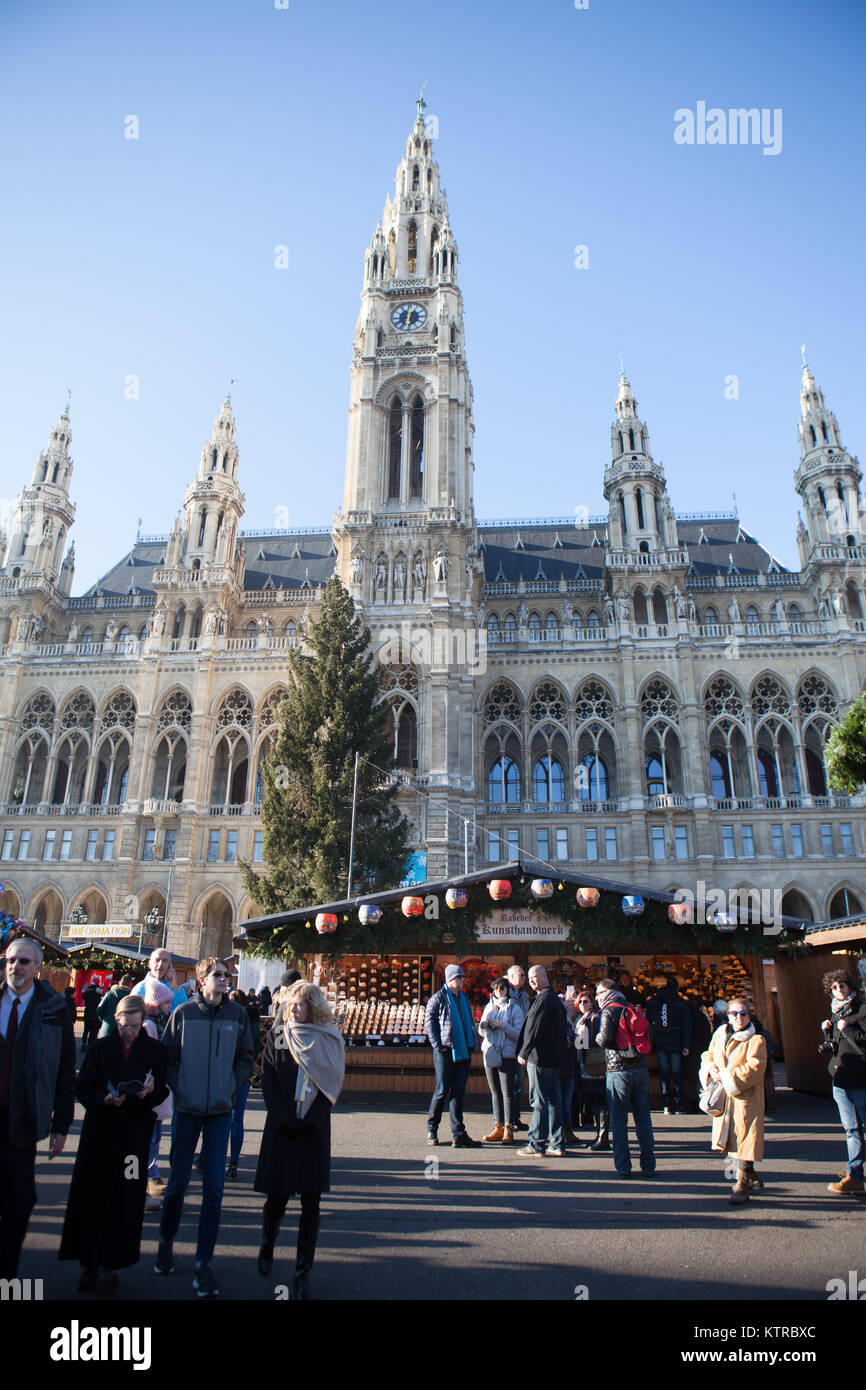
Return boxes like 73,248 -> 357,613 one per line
445,964 -> 465,984
144,979 -> 174,1007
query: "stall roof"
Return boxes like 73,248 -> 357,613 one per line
62,942 -> 199,966
3,926 -> 71,956
802,913 -> 866,947
236,859 -> 809,944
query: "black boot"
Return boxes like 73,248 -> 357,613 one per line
291,1201 -> 320,1300
589,1108 -> 610,1151
257,1207 -> 282,1277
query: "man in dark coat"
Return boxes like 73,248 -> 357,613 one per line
59,994 -> 169,1291
597,978 -> 655,1178
515,965 -> 568,1157
81,980 -> 102,1052
0,936 -> 76,1277
424,964 -> 480,1149
645,975 -> 692,1114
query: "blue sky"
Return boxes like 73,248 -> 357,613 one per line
1,0 -> 864,590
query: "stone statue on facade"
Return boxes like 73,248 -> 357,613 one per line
412,554 -> 425,593
204,606 -> 218,635
433,549 -> 448,583
375,558 -> 387,592
67,619 -> 79,643
832,588 -> 847,616
152,608 -> 166,637
393,557 -> 406,595
728,595 -> 741,624
350,551 -> 364,586
617,594 -> 630,622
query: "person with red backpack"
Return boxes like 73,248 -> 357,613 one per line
596,978 -> 656,1178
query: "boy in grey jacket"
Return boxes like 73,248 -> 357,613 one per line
156,957 -> 254,1297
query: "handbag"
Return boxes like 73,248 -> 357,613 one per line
698,1079 -> 726,1116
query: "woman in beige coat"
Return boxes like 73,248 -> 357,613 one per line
700,997 -> 767,1205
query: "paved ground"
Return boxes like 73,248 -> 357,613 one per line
17,1063 -> 864,1304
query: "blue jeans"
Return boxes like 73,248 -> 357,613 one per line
557,1072 -> 575,1133
832,1085 -> 866,1181
160,1111 -> 233,1266
526,1062 -> 563,1153
147,1120 -> 162,1181
606,1066 -> 655,1175
229,1081 -> 251,1166
428,1051 -> 471,1138
656,1051 -> 684,1108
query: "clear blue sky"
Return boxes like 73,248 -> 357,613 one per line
1,0 -> 864,591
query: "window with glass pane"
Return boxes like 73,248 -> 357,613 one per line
60,831 -> 73,861
579,754 -> 608,802
673,826 -> 688,860
207,830 -> 220,863
86,830 -> 99,861
605,827 -> 617,860
43,830 -> 56,860
651,826 -> 666,860
790,824 -> 804,858
536,828 -> 549,860
103,830 -> 115,861
722,826 -> 735,858
645,756 -> 665,797
162,829 -> 177,861
586,827 -> 598,861
555,828 -> 568,861
253,830 -> 264,863
487,830 -> 499,862
710,753 -> 731,799
17,830 -> 31,860
225,830 -> 238,863
506,829 -> 519,857
741,825 -> 755,858
771,824 -> 784,858
840,823 -> 855,856
488,756 -> 520,804
533,757 -> 564,804
142,829 -> 156,862
1,831 -> 13,860
820,823 -> 833,856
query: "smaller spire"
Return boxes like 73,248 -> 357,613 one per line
63,387 -> 71,418
416,83 -> 427,123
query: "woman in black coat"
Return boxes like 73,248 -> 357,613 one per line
255,981 -> 345,1300
59,994 -> 168,1293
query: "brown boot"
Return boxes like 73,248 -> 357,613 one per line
730,1176 -> 751,1205
501,1123 -> 514,1145
483,1122 -> 505,1143
827,1173 -> 865,1197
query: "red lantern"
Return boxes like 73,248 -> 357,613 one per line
668,902 -> 690,925
401,896 -> 425,918
315,912 -> 338,935
488,879 -> 512,902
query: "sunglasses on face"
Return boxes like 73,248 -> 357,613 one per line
728,1009 -> 749,1017
210,972 -> 230,980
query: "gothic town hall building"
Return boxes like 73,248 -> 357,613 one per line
1,102 -> 865,960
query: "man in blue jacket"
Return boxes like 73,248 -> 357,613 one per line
155,956 -> 254,1297
645,976 -> 692,1114
424,964 -> 480,1149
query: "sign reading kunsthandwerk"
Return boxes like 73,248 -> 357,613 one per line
476,911 -> 569,942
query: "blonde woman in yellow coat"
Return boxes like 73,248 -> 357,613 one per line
699,997 -> 767,1205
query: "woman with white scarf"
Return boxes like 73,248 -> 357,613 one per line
254,981 -> 345,1299
699,996 -> 767,1205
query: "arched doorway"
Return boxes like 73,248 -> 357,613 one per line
195,892 -> 234,961
781,889 -> 814,924
31,889 -> 64,942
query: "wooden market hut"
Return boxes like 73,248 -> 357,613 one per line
773,912 -> 866,1096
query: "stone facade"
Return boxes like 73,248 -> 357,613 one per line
1,102 -> 865,959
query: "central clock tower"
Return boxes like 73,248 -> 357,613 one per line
334,96 -> 481,878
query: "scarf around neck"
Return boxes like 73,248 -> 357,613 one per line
283,1020 -> 345,1118
729,1022 -> 756,1043
444,986 -> 474,1062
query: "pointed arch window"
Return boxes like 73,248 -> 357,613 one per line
197,510 -> 207,546
488,756 -> 520,804
412,165 -> 420,191
407,221 -> 418,275
618,492 -> 627,535
388,397 -> 402,499
211,448 -> 218,470
410,396 -> 425,498
635,487 -> 645,529
533,756 -> 564,804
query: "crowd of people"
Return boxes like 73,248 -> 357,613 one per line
0,936 -> 863,1300
423,961 -> 866,1204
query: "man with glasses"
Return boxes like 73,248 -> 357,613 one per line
155,957 -> 254,1296
820,969 -> 866,1197
507,965 -> 532,1132
0,936 -> 75,1277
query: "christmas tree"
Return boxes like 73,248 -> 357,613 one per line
239,575 -> 412,917
825,691 -> 866,794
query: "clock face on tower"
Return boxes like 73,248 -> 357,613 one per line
390,303 -> 428,331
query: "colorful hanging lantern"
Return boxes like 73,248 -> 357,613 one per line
668,902 -> 690,925
401,896 -> 425,918
622,895 -> 645,916
714,911 -> 737,933
576,887 -> 600,909
488,879 -> 512,901
315,912 -> 338,935
530,878 -> 554,900
445,888 -> 468,910
358,904 -> 382,926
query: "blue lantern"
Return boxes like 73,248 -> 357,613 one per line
530,878 -> 554,900
714,911 -> 737,932
622,895 -> 645,916
358,904 -> 382,926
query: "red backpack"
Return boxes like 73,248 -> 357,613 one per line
615,1003 -> 652,1057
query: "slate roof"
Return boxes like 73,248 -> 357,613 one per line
80,516 -> 789,601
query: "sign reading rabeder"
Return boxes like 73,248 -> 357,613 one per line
476,911 -> 569,941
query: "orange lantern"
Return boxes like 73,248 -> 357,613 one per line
668,902 -> 690,925
576,887 -> 599,908
401,896 -> 425,918
488,879 -> 512,901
